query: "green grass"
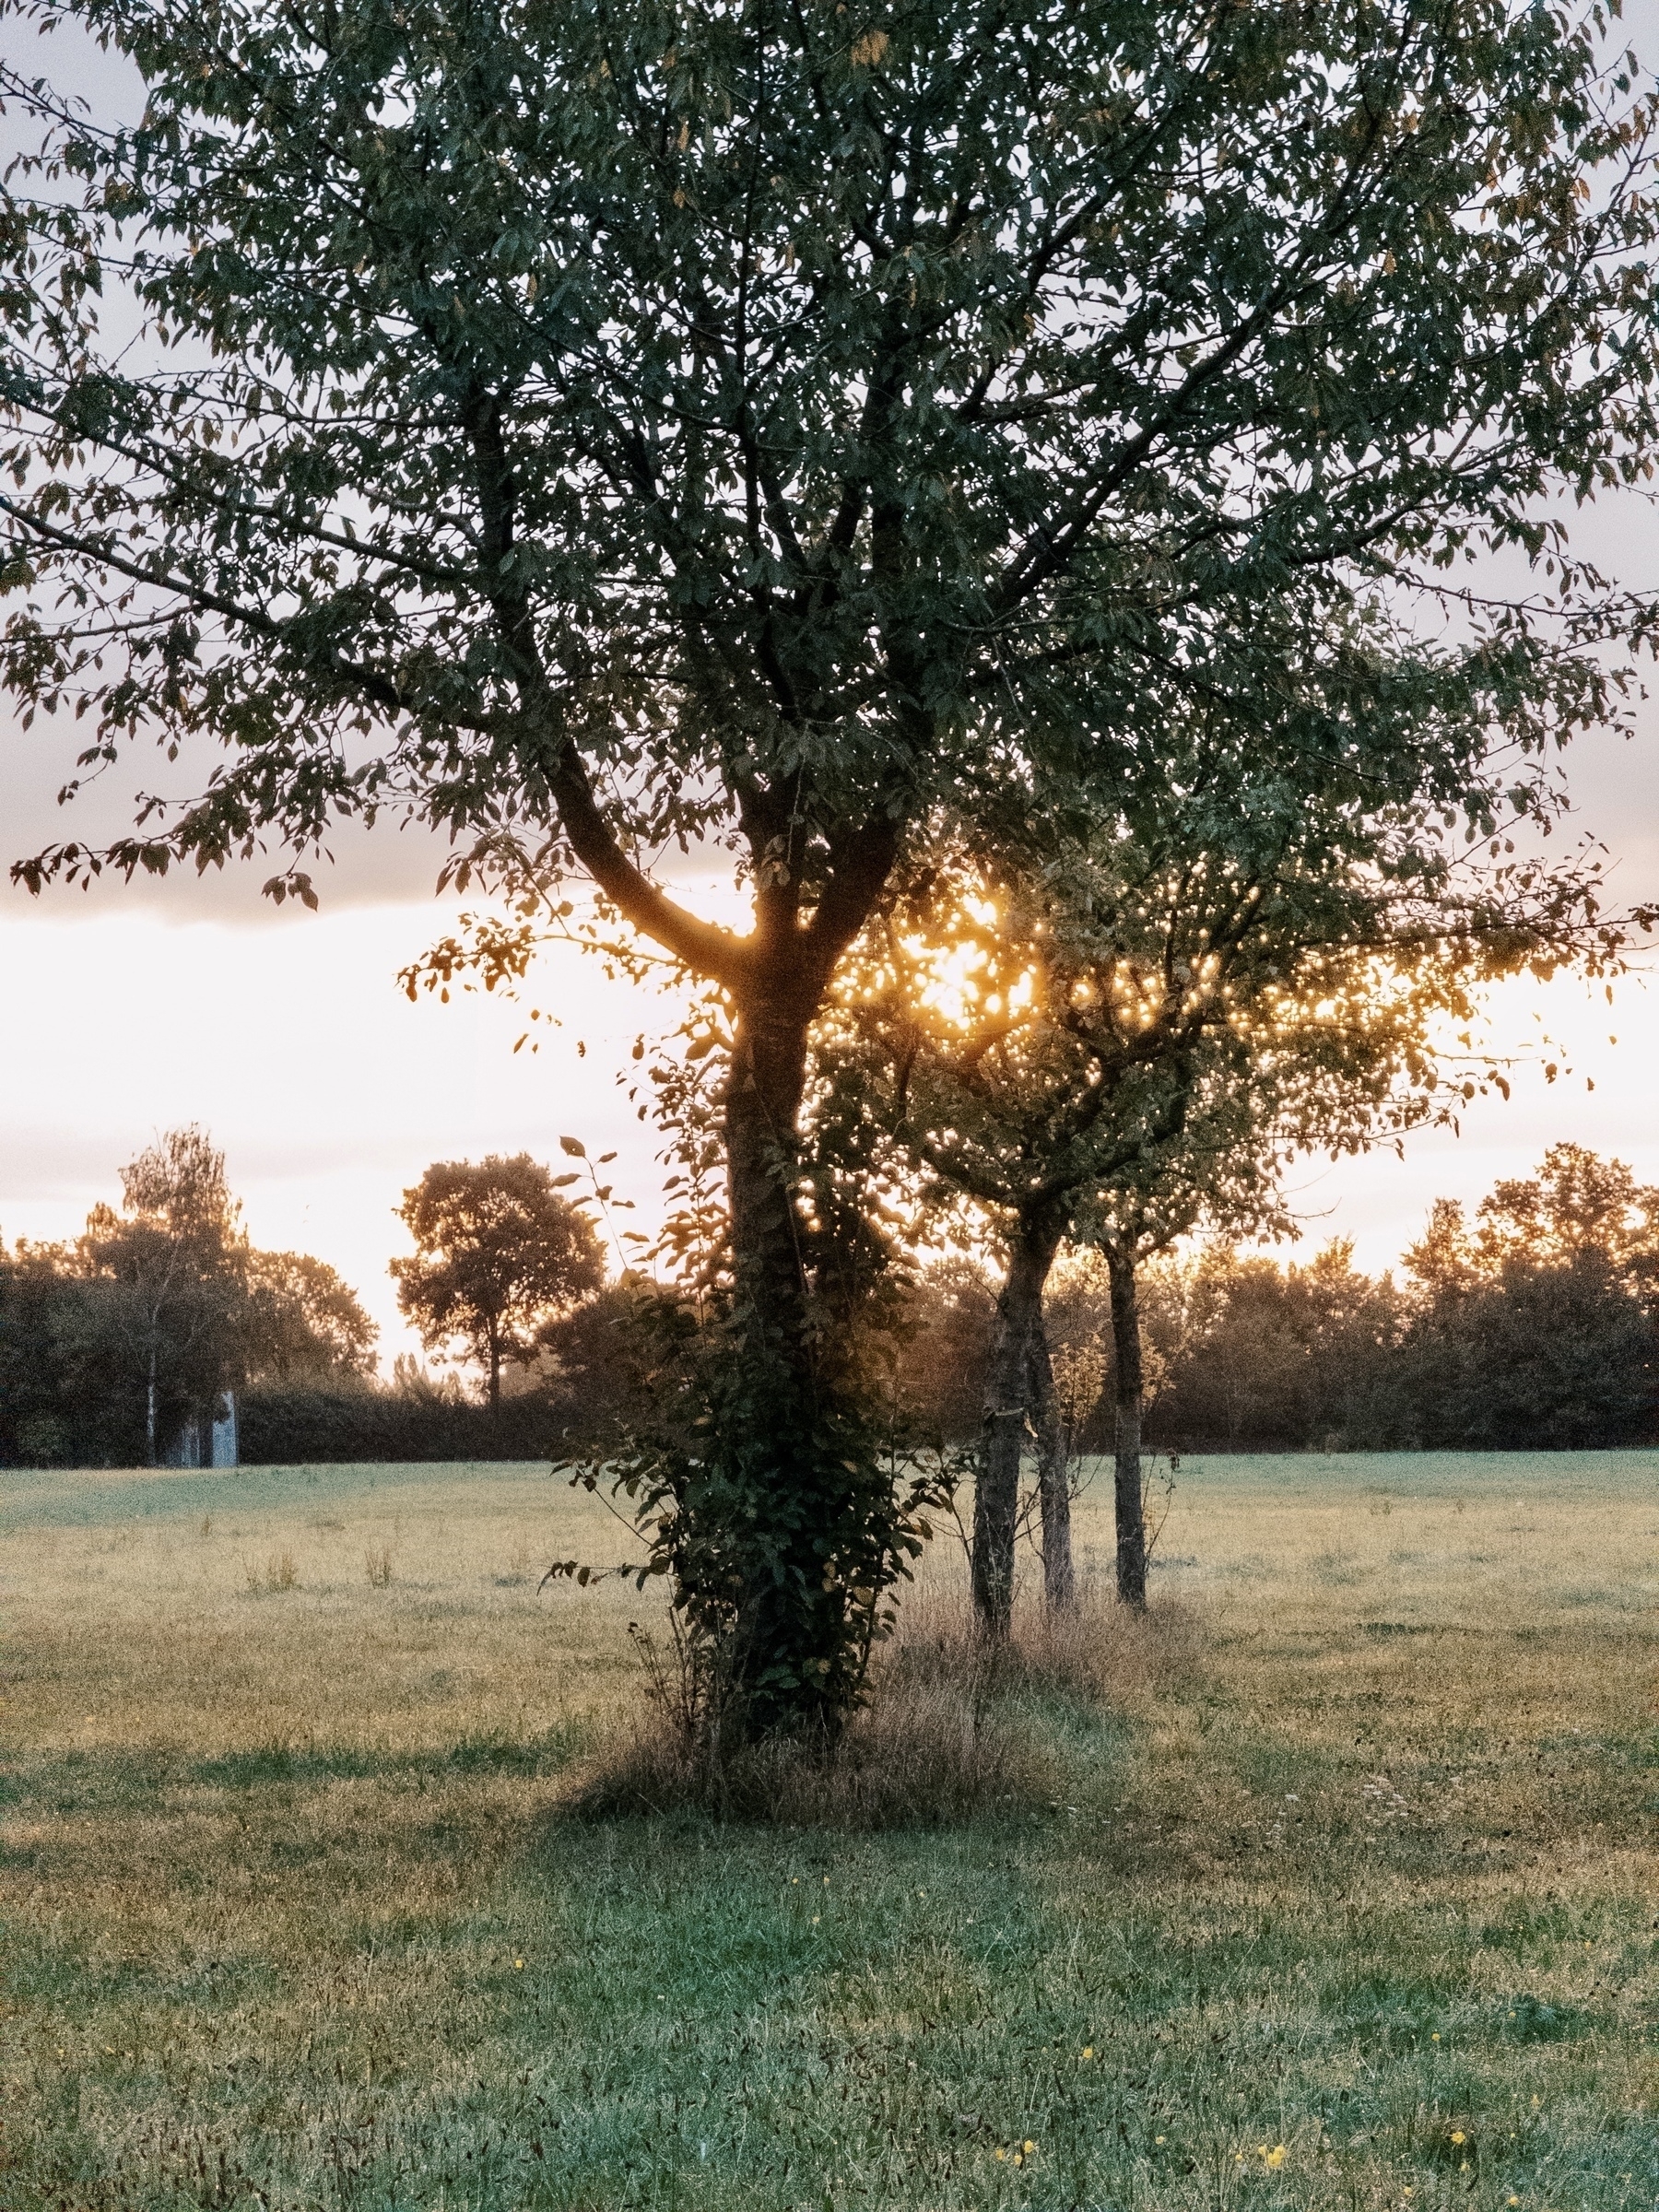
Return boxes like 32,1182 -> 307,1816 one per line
4,1452 -> 1658,2209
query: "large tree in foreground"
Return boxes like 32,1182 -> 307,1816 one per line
4,0 -> 1658,1727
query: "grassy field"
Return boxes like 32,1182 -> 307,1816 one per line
3,1450 -> 1657,2211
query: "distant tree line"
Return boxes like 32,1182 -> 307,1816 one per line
0,1133 -> 627,1468
7,1134 -> 1653,1470
901,1147 -> 1659,1458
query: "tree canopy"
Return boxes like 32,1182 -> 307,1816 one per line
392,1152 -> 606,1409
4,0 -> 1655,949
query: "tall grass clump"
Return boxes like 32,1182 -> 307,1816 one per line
564,1580 -> 1182,1828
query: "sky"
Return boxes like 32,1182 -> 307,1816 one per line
4,17 -> 1659,1370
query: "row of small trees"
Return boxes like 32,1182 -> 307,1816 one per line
908,1147 -> 1659,1463
7,0 -> 1659,1734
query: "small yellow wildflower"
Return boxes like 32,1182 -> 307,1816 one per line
1012,2153 -> 1024,2167
1450,2132 -> 1465,2146
1509,2197 -> 1521,2205
1264,2146 -> 1287,2171
994,2148 -> 1006,2162
1024,2140 -> 1035,2154
811,1914 -> 820,1925
1155,2136 -> 1167,2146
1430,2031 -> 1441,2042
513,1959 -> 524,1971
1081,2045 -> 1095,2060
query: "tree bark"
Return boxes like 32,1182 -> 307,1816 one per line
1107,1244 -> 1148,1608
974,1208 -> 1065,1639
488,1328 -> 501,1416
1028,1320 -> 1076,1613
146,1344 -> 159,1467
720,986 -> 839,1734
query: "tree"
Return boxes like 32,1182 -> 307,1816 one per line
76,1125 -> 248,1463
1141,1243 -> 1410,1453
5,0 -> 1659,1724
392,1154 -> 604,1411
1409,1143 -> 1659,1288
830,669 -> 1612,1630
1398,1145 -> 1659,1446
0,1237 -> 87,1465
244,1250 -> 380,1383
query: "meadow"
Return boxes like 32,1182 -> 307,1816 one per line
3,1450 -> 1656,2211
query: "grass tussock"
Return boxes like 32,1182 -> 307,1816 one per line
565,1583 -> 1195,1828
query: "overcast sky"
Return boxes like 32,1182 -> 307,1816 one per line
4,13 -> 1658,1370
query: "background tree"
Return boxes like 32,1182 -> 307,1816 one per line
1395,1147 -> 1659,1447
6,0 -> 1659,1726
1125,1147 -> 1659,1453
75,1126 -> 248,1464
829,665 -> 1614,1632
392,1155 -> 605,1412
1133,1243 -> 1410,1453
244,1251 -> 380,1384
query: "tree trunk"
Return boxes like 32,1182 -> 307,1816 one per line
147,1344 -> 159,1467
974,1210 -> 1064,1640
1107,1244 -> 1147,1608
1029,1320 -> 1076,1613
720,988 -> 846,1736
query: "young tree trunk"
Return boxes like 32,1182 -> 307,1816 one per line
487,1330 -> 501,1416
147,1342 -> 159,1467
974,1209 -> 1065,1639
1028,1320 -> 1076,1613
1107,1244 -> 1148,1608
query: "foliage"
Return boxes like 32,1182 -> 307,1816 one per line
1404,1142 -> 1659,1295
72,1124 -> 250,1462
244,1250 -> 380,1383
1134,1148 -> 1659,1453
4,0 -> 1658,917
898,1256 -> 1001,1446
0,1128 -> 387,1466
556,1278 -> 952,1741
392,1153 -> 605,1410
236,1381 -> 579,1465
1137,1242 -> 1416,1454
